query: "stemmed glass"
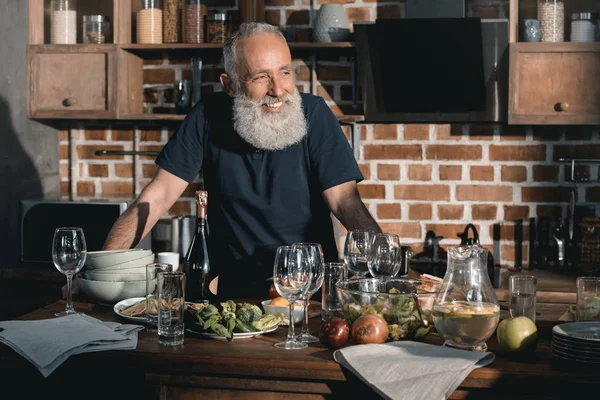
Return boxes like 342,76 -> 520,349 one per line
367,233 -> 402,280
273,245 -> 312,350
52,227 -> 87,317
344,229 -> 373,279
294,243 -> 325,343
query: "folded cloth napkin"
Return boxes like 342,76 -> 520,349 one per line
333,341 -> 495,400
0,314 -> 144,378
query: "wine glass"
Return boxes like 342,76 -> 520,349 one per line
52,227 -> 87,317
367,233 -> 402,280
344,229 -> 373,278
273,245 -> 312,350
293,243 -> 325,343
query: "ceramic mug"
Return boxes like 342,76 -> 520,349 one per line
524,19 -> 541,42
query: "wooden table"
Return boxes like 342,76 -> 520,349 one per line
1,298 -> 598,400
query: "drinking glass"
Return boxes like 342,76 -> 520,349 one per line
367,233 -> 402,280
344,229 -> 373,278
52,227 -> 87,317
576,276 -> 600,321
509,275 -> 537,322
294,243 -> 324,343
146,263 -> 173,332
273,245 -> 312,349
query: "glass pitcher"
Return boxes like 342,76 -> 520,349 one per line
432,244 -> 499,351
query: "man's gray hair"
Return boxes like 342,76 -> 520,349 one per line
223,22 -> 286,87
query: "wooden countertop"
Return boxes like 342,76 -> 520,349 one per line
1,298 -> 597,400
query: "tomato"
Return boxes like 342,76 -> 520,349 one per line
269,283 -> 281,299
351,314 -> 389,345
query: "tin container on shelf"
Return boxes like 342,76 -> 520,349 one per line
51,0 -> 77,44
538,0 -> 565,42
571,12 -> 598,43
137,0 -> 163,44
83,15 -> 111,44
183,0 -> 208,44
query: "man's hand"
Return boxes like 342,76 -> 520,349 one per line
322,181 -> 381,233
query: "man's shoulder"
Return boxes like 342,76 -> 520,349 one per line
300,92 -> 327,113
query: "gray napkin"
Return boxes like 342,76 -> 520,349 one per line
0,314 -> 144,377
333,341 -> 495,400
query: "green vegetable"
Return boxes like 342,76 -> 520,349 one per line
234,318 -> 258,333
211,323 -> 233,342
388,324 -> 407,341
202,314 -> 222,331
236,302 -> 263,323
252,313 -> 286,331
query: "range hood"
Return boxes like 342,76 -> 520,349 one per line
354,18 -> 509,123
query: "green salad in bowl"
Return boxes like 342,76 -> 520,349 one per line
335,277 -> 439,341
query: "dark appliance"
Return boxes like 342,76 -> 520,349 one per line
354,18 -> 509,123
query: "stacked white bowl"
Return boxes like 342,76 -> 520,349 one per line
78,249 -> 155,304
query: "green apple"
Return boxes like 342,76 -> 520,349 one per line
496,316 -> 538,353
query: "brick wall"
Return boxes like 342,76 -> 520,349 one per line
59,0 -> 600,270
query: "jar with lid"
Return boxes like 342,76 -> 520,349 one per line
137,0 -> 163,44
163,0 -> 181,43
207,13 -> 230,43
538,0 -> 565,42
83,15 -> 111,44
571,13 -> 598,42
183,0 -> 208,44
51,0 -> 77,44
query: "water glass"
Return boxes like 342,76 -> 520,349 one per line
344,229 -> 373,278
508,275 -> 537,322
576,276 -> 600,321
367,233 -> 402,279
52,227 -> 87,317
146,263 -> 173,332
293,243 -> 324,343
157,271 -> 186,346
273,245 -> 312,350
321,262 -> 347,321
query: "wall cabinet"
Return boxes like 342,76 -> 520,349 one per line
508,0 -> 600,125
508,43 -> 600,125
28,45 -> 117,119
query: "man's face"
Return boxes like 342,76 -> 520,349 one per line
235,33 -> 295,112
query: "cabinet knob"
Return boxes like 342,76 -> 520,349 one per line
62,98 -> 76,107
554,102 -> 569,112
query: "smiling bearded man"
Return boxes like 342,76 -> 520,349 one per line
102,22 -> 380,300
232,89 -> 307,151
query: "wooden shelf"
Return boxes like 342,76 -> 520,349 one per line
121,42 -> 354,51
511,42 -> 600,52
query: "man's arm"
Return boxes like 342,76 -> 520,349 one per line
103,168 -> 190,250
322,181 -> 381,233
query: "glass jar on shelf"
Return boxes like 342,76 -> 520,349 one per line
163,0 -> 181,43
571,12 -> 598,43
51,0 -> 77,44
183,0 -> 208,44
206,12 -> 230,44
537,0 -> 565,42
137,0 -> 163,44
83,15 -> 110,44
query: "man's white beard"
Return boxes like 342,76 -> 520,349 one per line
232,89 -> 307,151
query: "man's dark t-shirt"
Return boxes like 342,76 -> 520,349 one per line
156,92 -> 362,299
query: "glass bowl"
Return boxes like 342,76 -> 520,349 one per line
335,278 -> 439,341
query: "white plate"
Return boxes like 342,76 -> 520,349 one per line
552,322 -> 600,342
113,297 -> 147,323
186,325 -> 278,340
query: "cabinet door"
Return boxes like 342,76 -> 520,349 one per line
28,47 -> 117,119
509,43 -> 600,125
